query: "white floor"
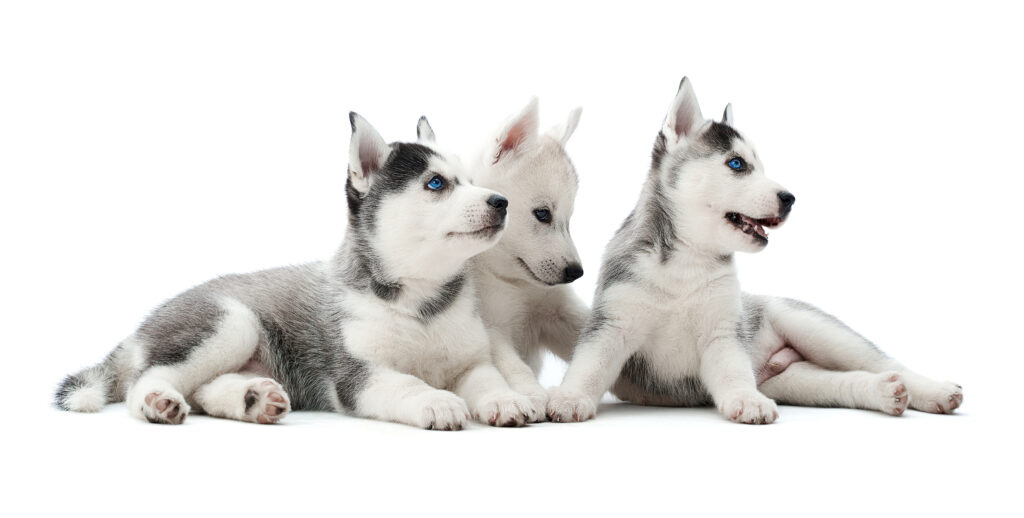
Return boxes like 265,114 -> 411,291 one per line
10,378 -> 1014,518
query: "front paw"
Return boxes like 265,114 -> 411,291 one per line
545,387 -> 596,423
474,392 -> 533,427
515,387 -> 549,423
414,390 -> 470,431
719,391 -> 779,424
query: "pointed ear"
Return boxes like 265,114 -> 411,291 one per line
722,103 -> 734,126
416,116 -> 436,143
662,77 -> 705,145
348,112 -> 390,194
547,107 -> 582,147
492,97 -> 539,163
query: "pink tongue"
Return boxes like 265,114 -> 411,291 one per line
742,215 -> 767,238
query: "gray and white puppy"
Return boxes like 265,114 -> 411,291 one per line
469,99 -> 589,418
547,77 -> 963,424
56,113 -> 539,429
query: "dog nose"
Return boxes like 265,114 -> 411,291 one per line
777,191 -> 796,215
563,264 -> 584,283
487,195 -> 508,216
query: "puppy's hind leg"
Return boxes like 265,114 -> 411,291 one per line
763,297 -> 963,414
127,297 -> 264,424
758,362 -> 909,416
193,373 -> 291,424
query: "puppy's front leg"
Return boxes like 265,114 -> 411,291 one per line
355,366 -> 470,431
547,322 -> 635,422
452,362 -> 537,426
490,330 -> 548,422
700,334 -> 779,424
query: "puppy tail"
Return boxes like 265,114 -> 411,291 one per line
55,344 -> 126,412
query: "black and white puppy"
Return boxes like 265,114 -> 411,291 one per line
547,78 -> 963,424
56,114 -> 539,429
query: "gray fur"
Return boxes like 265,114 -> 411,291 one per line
138,291 -> 225,367
55,140 -> 460,414
577,305 -> 610,344
417,273 -> 466,321
614,354 -> 712,406
736,294 -> 764,348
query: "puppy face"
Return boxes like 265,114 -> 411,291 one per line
475,100 -> 584,286
348,114 -> 506,280
656,79 -> 795,255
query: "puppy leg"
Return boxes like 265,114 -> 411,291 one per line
193,373 -> 291,424
700,333 -> 779,424
126,297 -> 263,424
354,367 -> 470,430
453,362 -> 537,426
538,288 -> 589,363
764,297 -> 963,414
547,321 -> 637,423
490,331 -> 547,422
758,362 -> 909,416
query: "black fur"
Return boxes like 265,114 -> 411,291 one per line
244,389 -> 258,412
700,122 -> 742,154
417,273 -> 466,321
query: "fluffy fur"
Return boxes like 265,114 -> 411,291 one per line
547,77 -> 963,424
56,113 -> 540,429
469,99 -> 589,418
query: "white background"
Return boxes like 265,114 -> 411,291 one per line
2,1 -> 1021,516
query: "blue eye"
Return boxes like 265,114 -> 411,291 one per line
727,158 -> 745,171
534,209 -> 552,223
426,176 -> 445,190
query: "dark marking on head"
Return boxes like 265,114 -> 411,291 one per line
347,143 -> 439,226
700,122 -> 742,154
417,273 -> 466,321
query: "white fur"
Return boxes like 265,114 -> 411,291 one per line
469,100 -> 591,420
548,77 -> 962,424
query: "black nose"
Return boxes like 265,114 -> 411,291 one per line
563,264 -> 584,283
777,191 -> 796,216
487,194 -> 508,215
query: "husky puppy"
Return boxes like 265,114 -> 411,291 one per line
469,99 -> 589,418
55,113 -> 539,429
547,78 -> 963,424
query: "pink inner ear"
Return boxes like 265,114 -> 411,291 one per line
358,141 -> 380,177
494,123 -> 528,164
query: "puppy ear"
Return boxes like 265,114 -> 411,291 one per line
348,112 -> 390,194
722,103 -> 734,126
547,107 -> 582,147
492,97 -> 539,163
662,77 -> 704,145
417,116 -> 436,143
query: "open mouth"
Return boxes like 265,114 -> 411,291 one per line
447,223 -> 504,240
725,212 -> 782,244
